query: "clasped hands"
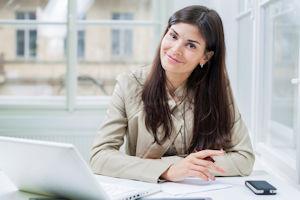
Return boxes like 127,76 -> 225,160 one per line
161,150 -> 225,181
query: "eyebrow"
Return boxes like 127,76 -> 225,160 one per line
170,28 -> 201,45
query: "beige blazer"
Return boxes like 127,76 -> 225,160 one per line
90,67 -> 255,183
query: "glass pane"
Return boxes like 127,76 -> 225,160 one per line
29,30 -> 37,57
245,0 -> 253,10
123,29 -> 133,56
111,30 -> 120,55
77,26 -> 156,96
78,0 -> 153,20
28,11 -> 36,20
16,30 -> 25,56
237,16 -> 253,127
16,12 -> 25,20
0,0 -> 67,22
263,0 -> 300,153
239,0 -> 246,13
77,30 -> 85,58
0,26 -> 66,96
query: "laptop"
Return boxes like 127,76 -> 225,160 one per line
0,136 -> 160,200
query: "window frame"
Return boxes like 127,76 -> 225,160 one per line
111,12 -> 134,58
248,0 -> 300,184
15,11 -> 37,60
0,0 -> 162,110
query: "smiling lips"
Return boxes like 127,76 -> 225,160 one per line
166,53 -> 183,64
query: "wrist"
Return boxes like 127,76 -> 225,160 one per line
160,165 -> 174,181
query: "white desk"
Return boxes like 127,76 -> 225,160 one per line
0,170 -> 299,200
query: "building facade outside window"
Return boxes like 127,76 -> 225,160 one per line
111,12 -> 133,58
77,30 -> 85,58
0,0 -> 155,97
64,30 -> 85,59
16,11 -> 37,59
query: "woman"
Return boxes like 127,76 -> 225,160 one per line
90,5 -> 255,183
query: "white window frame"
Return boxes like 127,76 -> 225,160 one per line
111,12 -> 134,58
246,0 -> 300,184
0,0 -> 162,111
15,11 -> 37,60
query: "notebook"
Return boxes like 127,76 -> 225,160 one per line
0,136 -> 160,200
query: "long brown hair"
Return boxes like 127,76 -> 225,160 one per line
142,5 -> 235,152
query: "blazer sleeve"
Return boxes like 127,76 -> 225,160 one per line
90,74 -> 173,183
212,101 -> 255,176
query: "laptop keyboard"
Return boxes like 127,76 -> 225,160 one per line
101,182 -> 149,200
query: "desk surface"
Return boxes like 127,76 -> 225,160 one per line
0,170 -> 299,200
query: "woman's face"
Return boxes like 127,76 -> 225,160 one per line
160,23 -> 208,76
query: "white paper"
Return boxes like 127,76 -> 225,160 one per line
161,177 -> 232,195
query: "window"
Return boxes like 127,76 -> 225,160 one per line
238,0 -> 253,13
0,0 -> 159,165
111,13 -> 133,57
236,2 -> 254,129
261,0 -> 299,166
0,0 -> 159,99
16,30 -> 25,56
0,0 -> 67,97
239,0 -> 300,184
236,0 -> 300,184
77,30 -> 85,58
64,30 -> 85,58
16,11 -> 37,58
76,0 -> 157,96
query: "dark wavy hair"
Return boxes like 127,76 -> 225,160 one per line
141,5 -> 235,152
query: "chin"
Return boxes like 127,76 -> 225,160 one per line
161,63 -> 183,74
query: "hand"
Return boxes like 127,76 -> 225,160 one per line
161,149 -> 225,182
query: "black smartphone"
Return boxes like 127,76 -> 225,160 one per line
245,180 -> 277,195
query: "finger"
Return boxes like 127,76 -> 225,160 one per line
188,169 -> 209,181
193,149 -> 224,159
189,164 -> 215,181
212,164 -> 226,174
191,157 -> 226,174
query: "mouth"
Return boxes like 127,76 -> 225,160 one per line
166,53 -> 183,64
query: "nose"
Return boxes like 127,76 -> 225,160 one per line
171,41 -> 183,56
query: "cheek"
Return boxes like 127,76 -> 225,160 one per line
160,41 -> 166,59
161,38 -> 172,52
185,52 -> 203,65
188,50 -> 205,61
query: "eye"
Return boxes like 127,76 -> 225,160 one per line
169,32 -> 177,40
187,43 -> 196,49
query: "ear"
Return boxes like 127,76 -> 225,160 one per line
199,51 -> 214,66
204,51 -> 214,61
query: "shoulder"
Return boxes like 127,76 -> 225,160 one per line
116,65 -> 150,88
114,66 -> 150,116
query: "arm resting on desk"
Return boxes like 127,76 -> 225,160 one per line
212,115 -> 255,176
90,74 -> 183,183
90,72 -> 254,183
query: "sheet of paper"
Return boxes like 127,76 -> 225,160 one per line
160,177 -> 232,195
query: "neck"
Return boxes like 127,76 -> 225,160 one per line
165,71 -> 189,94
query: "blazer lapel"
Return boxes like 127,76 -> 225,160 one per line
139,85 -> 188,159
142,115 -> 183,159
